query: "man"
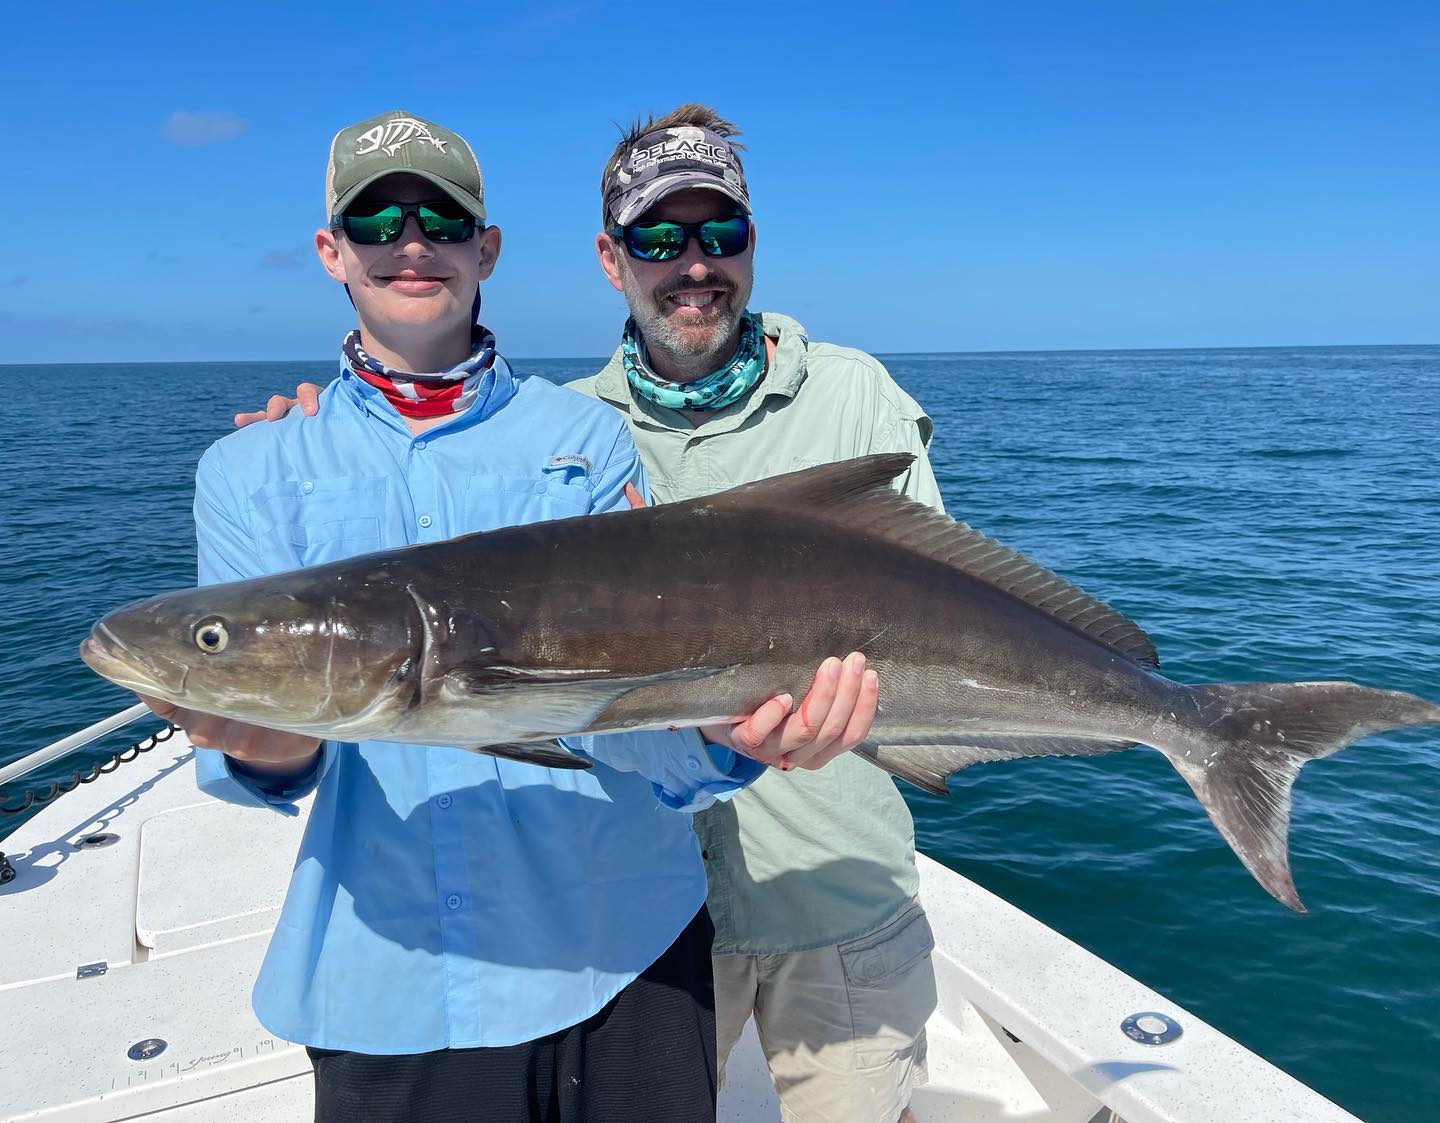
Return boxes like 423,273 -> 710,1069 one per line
580,105 -> 943,1123
248,106 -> 942,1123
154,109 -> 878,1123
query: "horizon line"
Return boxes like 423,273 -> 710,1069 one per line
4,341 -> 1437,368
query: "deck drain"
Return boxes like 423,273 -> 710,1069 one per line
128,1038 -> 167,1061
74,833 -> 119,850
1121,1011 -> 1182,1045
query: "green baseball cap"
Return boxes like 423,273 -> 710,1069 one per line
325,110 -> 486,223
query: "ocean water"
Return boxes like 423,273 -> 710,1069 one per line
2,346 -> 1437,1121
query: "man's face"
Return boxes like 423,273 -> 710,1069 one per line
315,173 -> 500,335
598,188 -> 755,366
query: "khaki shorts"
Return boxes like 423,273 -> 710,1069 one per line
715,900 -> 937,1123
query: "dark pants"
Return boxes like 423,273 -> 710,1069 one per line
308,907 -> 717,1123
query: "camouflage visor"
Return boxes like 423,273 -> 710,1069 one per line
602,126 -> 750,227
326,110 -> 486,223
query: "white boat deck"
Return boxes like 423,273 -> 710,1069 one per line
0,718 -> 1361,1122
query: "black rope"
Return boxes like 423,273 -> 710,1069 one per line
0,723 -> 182,817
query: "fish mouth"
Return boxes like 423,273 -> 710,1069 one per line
79,622 -> 190,700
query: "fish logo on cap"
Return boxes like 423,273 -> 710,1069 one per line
355,117 -> 450,158
326,110 -> 487,223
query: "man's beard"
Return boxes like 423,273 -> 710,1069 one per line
618,265 -> 751,370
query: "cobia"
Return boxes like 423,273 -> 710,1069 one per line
80,454 -> 1440,910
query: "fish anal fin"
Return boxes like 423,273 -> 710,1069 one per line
854,734 -> 1135,796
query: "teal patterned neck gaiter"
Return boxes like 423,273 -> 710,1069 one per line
622,313 -> 766,412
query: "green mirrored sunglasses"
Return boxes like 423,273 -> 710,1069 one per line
607,215 -> 750,262
333,200 -> 478,245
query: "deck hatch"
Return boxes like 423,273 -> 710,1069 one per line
136,800 -> 307,954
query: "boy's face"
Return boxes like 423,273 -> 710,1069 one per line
316,173 -> 501,338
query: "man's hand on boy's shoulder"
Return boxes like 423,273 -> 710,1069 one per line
234,383 -> 322,427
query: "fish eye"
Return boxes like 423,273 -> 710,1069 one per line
194,619 -> 229,654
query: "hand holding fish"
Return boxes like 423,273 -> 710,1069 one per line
703,653 -> 879,770
136,692 -> 321,773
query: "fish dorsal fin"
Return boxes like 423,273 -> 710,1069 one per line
714,454 -> 1160,669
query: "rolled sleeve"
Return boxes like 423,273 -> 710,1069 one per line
572,727 -> 766,813
195,741 -> 335,814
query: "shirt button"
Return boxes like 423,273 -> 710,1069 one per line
437,793 -> 452,809
701,849 -> 711,860
415,439 -> 427,450
685,755 -> 702,772
446,894 -> 462,910
301,481 -> 314,495
418,515 -> 433,529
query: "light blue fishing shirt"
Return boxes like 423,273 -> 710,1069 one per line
191,358 -> 763,1053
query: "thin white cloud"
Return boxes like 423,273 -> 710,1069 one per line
261,248 -> 306,270
163,110 -> 249,146
508,4 -> 584,34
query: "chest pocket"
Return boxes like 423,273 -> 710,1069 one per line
249,475 -> 389,566
461,465 -> 594,533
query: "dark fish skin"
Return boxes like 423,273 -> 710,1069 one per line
81,455 -> 1440,911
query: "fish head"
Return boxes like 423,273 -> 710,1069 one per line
79,567 -> 423,737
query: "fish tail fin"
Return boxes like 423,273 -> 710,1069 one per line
1174,681 -> 1440,911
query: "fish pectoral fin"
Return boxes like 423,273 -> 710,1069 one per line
854,734 -> 1136,796
466,739 -> 593,770
442,664 -> 734,739
449,664 -> 732,690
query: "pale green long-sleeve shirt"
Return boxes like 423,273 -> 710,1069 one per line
568,311 -> 944,953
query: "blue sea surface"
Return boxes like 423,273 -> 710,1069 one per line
2,346 -> 1437,1121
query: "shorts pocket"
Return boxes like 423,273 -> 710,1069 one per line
838,903 -> 937,1069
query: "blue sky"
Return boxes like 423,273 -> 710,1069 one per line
6,0 -> 1437,361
